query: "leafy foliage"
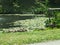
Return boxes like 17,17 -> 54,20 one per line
0,0 -> 49,14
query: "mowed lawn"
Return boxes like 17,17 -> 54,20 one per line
0,28 -> 60,45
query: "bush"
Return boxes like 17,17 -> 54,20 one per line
45,11 -> 60,28
13,17 -> 48,30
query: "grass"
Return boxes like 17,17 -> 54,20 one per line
0,28 -> 60,45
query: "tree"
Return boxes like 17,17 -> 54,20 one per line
0,0 -> 49,14
1,0 -> 14,13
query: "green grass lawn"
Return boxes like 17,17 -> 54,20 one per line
0,28 -> 60,45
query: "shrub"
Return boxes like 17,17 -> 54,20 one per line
13,17 -> 48,30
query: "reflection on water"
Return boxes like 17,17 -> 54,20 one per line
0,18 -> 6,23
0,15 -> 34,28
0,14 -> 45,28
